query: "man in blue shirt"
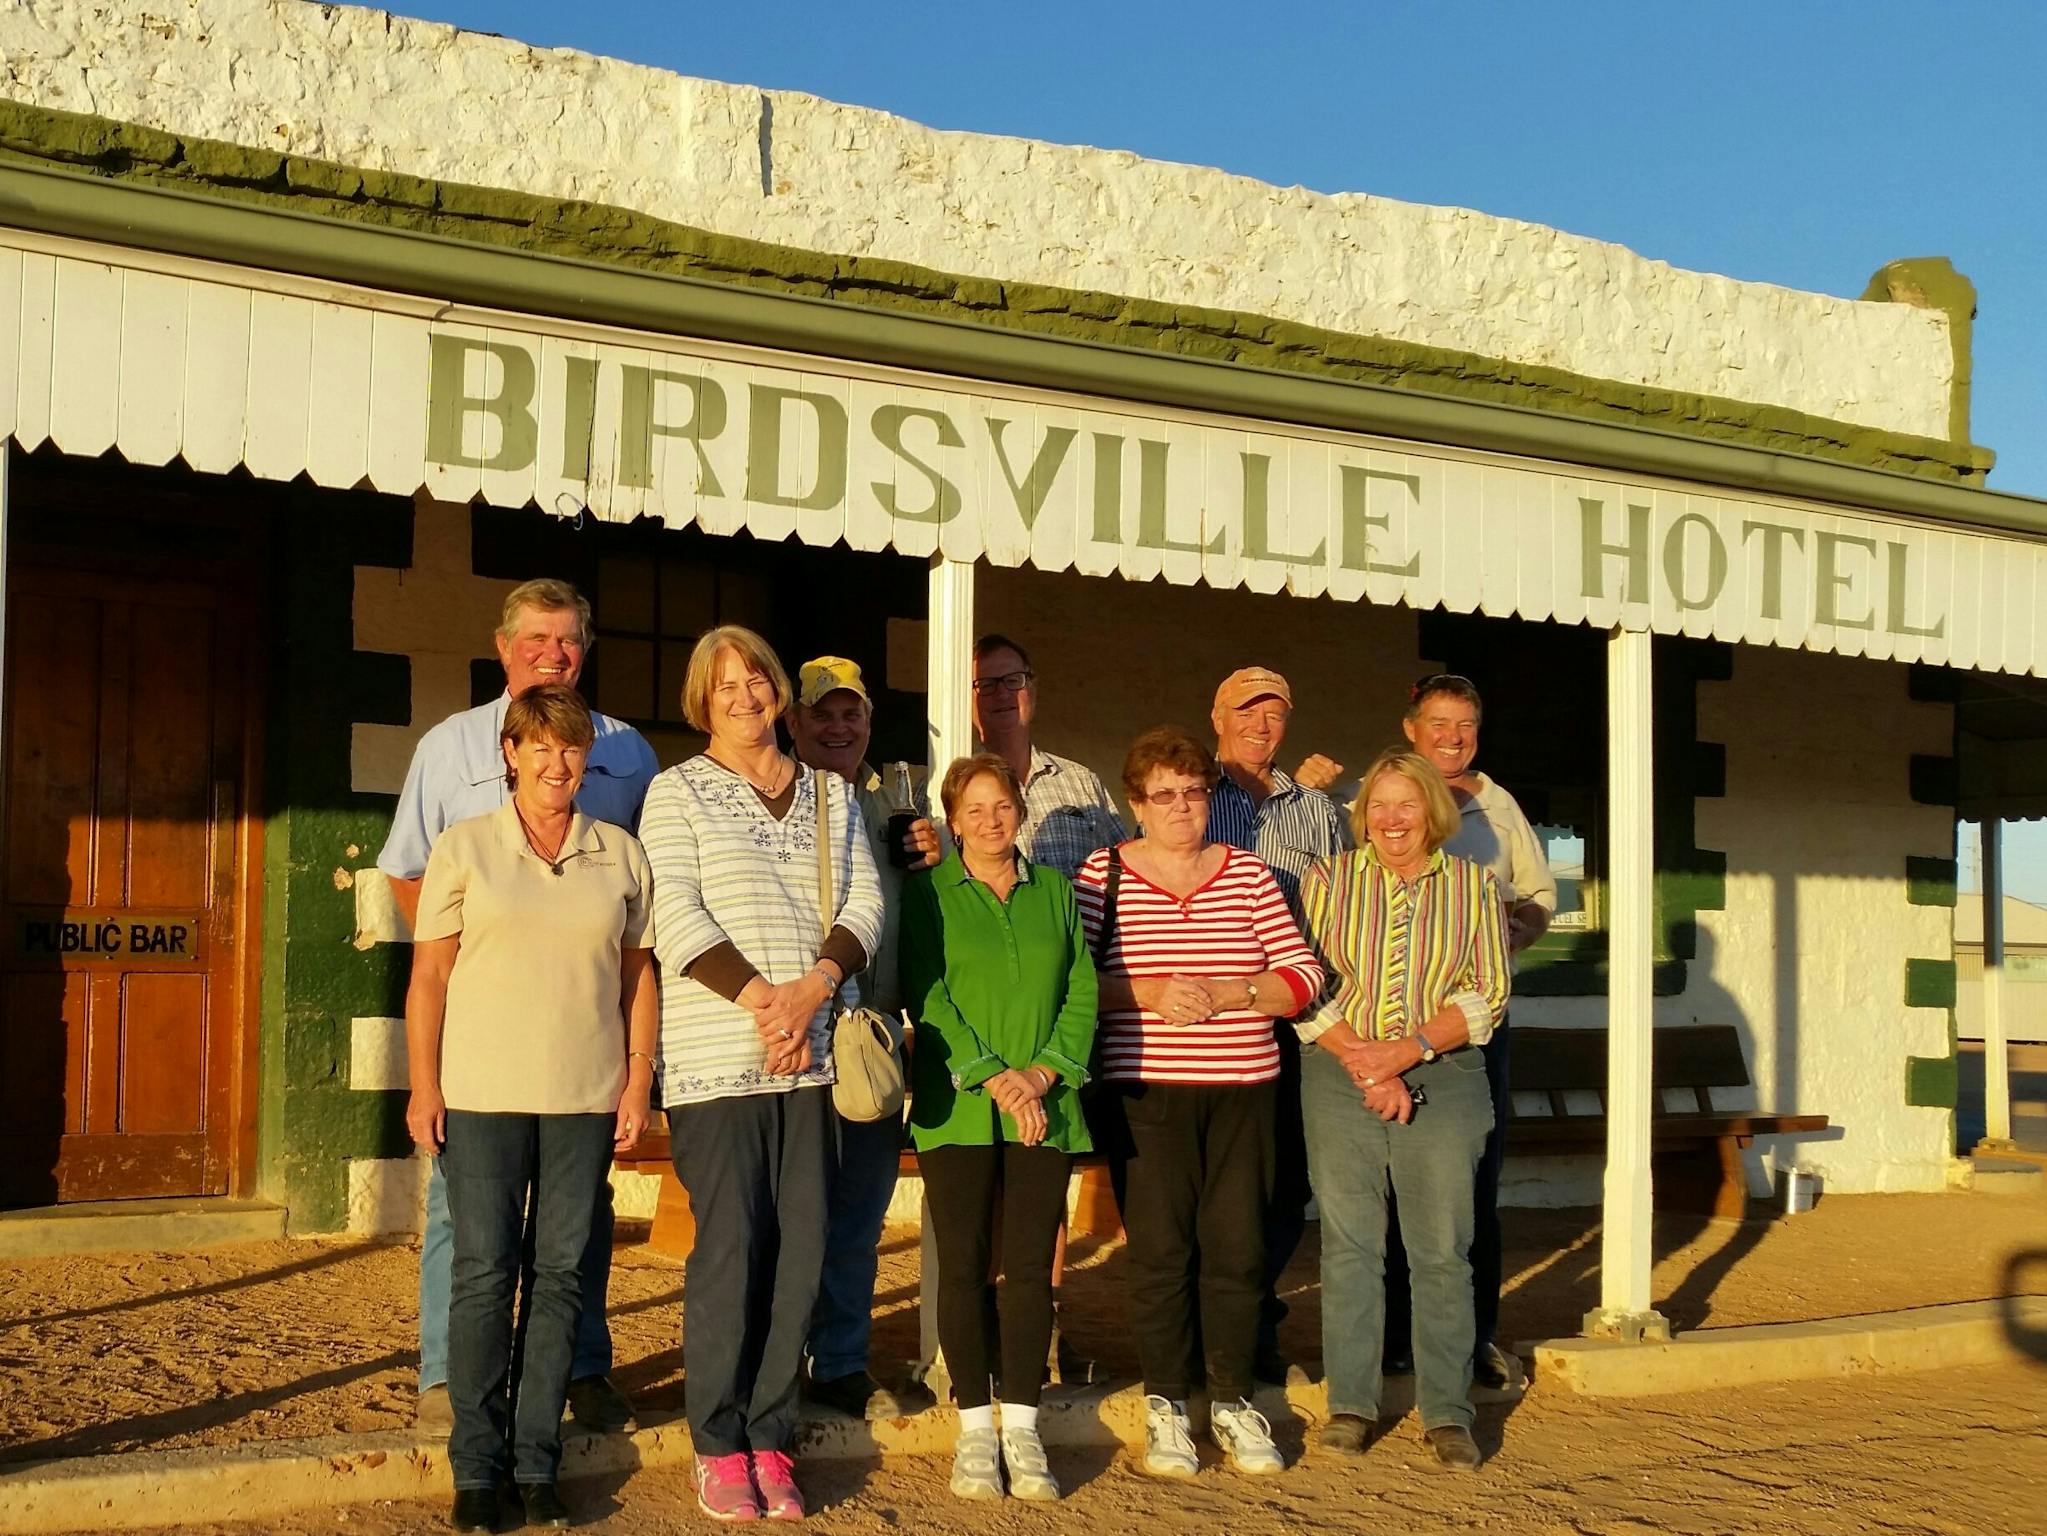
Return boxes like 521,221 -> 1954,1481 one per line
1204,666 -> 1348,1386
377,578 -> 659,1433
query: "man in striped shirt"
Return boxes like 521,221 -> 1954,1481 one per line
1204,666 -> 1349,1385
973,633 -> 1126,881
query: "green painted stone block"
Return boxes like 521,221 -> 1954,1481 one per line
1904,957 -> 1957,1009
1904,1051 -> 1959,1109
1909,756 -> 1958,807
1905,855 -> 1959,907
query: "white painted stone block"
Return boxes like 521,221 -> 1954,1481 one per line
347,1154 -> 429,1237
350,1015 -> 408,1091
352,866 -> 411,947
610,1168 -> 662,1221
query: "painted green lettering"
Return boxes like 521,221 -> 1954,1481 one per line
747,385 -> 848,511
1336,463 -> 1421,576
1884,542 -> 1945,639
620,367 -> 728,493
870,404 -> 962,523
558,355 -> 599,484
1813,531 -> 1878,630
1578,497 -> 1651,603
1241,453 -> 1328,566
986,418 -> 1077,530
1741,520 -> 1806,622
425,335 -> 539,472
1091,434 -> 1124,544
1135,439 -> 1225,556
1661,512 -> 1728,612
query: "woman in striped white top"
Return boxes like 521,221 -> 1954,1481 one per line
1074,727 -> 1322,1481
640,626 -> 883,1524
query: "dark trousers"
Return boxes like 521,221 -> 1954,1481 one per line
668,1087 -> 832,1457
1256,1027 -> 1312,1356
1385,1017 -> 1513,1359
1116,1079 -> 1275,1403
441,1110 -> 615,1491
920,1142 -> 1071,1409
808,1111 -> 904,1382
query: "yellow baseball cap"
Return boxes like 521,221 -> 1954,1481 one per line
797,656 -> 871,708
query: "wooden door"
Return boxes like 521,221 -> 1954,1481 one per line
0,567 -> 247,1205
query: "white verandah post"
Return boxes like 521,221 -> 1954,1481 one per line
1586,624 -> 1671,1341
1979,815 -> 2015,1150
926,557 -> 976,788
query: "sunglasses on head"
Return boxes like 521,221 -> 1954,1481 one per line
1409,672 -> 1478,704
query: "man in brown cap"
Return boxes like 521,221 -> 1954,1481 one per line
1205,665 -> 1349,1385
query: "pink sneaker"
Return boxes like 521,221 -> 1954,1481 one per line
694,1453 -> 761,1523
751,1451 -> 805,1521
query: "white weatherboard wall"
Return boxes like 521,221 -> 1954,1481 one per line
0,0 -> 1954,440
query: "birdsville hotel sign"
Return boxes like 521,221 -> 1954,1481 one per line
5,234 -> 2037,673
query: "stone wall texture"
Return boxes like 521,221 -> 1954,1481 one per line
0,0 -> 1956,442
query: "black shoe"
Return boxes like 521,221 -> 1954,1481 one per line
517,1483 -> 571,1528
1424,1423 -> 1483,1471
565,1374 -> 637,1434
807,1369 -> 902,1421
449,1488 -> 499,1533
1472,1342 -> 1515,1391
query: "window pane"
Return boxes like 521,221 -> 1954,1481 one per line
1536,824 -> 1591,930
658,639 -> 695,723
659,559 -> 717,637
598,637 -> 656,724
599,553 -> 657,634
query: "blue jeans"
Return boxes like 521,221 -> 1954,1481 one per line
420,1151 -> 615,1392
1301,1044 -> 1492,1429
807,1111 -> 903,1382
441,1111 -> 616,1490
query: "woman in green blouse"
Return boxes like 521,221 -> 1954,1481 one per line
901,752 -> 1098,1504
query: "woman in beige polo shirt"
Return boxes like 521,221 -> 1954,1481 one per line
404,685 -> 659,1534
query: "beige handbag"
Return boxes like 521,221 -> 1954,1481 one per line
815,776 -> 907,1123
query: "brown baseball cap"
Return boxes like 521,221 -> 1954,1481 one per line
1214,666 -> 1292,710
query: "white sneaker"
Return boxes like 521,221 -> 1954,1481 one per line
950,1427 -> 1004,1500
1000,1425 -> 1060,1501
1211,1398 -> 1285,1475
1143,1395 -> 1200,1478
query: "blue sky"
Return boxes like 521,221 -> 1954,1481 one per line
403,0 -> 2047,898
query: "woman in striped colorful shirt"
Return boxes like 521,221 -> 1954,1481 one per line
1296,747 -> 1509,1472
1075,727 -> 1322,1481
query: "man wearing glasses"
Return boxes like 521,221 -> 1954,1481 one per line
1205,666 -> 1349,1386
971,634 -> 1126,880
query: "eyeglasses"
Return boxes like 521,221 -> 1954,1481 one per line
1142,786 -> 1212,808
1409,672 -> 1479,704
971,670 -> 1035,696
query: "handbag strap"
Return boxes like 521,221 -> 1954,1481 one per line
1090,845 -> 1124,965
813,771 -> 845,1009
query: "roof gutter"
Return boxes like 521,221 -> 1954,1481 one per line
4,157 -> 2043,542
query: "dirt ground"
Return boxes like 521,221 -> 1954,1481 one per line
148,1361 -> 2047,1536
3,1188 -> 2044,1467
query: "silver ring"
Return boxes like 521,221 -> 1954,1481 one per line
778,1028 -> 792,1040
1365,1076 -> 1376,1087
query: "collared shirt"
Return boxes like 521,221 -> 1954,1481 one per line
1443,773 -> 1557,915
414,801 -> 655,1115
1205,765 -> 1351,919
1016,748 -> 1126,881
1075,844 -> 1323,1086
901,850 -> 1098,1152
641,757 -> 885,1106
376,692 -> 660,880
1296,846 -> 1509,1048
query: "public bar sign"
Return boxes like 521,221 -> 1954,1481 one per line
2,234 -> 2041,673
8,908 -> 206,966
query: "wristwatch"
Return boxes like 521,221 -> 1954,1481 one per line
1245,978 -> 1261,1010
1415,1031 -> 1439,1065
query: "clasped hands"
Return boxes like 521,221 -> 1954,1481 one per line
1144,973 -> 1255,1026
1326,1032 -> 1421,1124
985,1066 -> 1051,1147
749,970 -> 833,1076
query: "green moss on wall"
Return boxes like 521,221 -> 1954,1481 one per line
0,97 -> 1992,484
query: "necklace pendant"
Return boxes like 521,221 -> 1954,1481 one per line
551,861 -> 564,877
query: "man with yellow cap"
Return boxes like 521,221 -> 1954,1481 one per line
786,656 -> 940,1421
1206,665 -> 1349,1385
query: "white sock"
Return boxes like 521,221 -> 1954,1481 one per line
1001,1402 -> 1039,1432
959,1405 -> 996,1433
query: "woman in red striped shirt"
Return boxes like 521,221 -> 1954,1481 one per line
1075,726 -> 1322,1481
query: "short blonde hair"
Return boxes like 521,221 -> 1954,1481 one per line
680,625 -> 793,732
1350,748 -> 1460,852
500,685 -> 595,789
939,753 -> 1024,827
499,579 -> 593,649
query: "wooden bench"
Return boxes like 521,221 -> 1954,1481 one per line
614,1134 -> 1123,1260
1505,1024 -> 1829,1218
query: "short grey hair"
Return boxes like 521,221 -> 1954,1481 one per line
498,578 -> 594,649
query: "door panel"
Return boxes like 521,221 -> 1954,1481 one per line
0,571 -> 245,1205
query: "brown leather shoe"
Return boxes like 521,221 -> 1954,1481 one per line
1318,1413 -> 1377,1456
1425,1423 -> 1483,1471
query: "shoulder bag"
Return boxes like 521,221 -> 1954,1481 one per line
816,774 -> 907,1123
